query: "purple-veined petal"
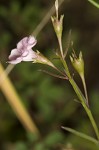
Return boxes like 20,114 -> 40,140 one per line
17,36 -> 37,50
8,57 -> 22,64
27,36 -> 37,48
21,50 -> 29,57
22,49 -> 37,61
8,48 -> 21,60
24,36 -> 37,50
8,35 -> 37,64
17,37 -> 27,50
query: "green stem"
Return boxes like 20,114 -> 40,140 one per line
82,102 -> 99,140
80,74 -> 89,107
61,59 -> 87,104
61,59 -> 99,141
88,0 -> 99,8
58,38 -> 64,59
57,28 -> 99,141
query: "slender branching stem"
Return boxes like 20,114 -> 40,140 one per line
61,59 -> 99,141
57,32 -> 99,140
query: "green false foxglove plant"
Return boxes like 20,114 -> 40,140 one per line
8,0 -> 99,146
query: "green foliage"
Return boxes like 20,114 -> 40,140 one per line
44,131 -> 64,146
15,142 -> 28,150
0,0 -> 99,150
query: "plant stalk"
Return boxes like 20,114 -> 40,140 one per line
88,0 -> 99,8
80,74 -> 89,107
61,59 -> 99,141
58,38 -> 64,59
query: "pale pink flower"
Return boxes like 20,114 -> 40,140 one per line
8,36 -> 37,64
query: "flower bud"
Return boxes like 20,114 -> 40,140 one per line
51,15 -> 64,40
70,51 -> 84,76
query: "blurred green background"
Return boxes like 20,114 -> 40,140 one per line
0,0 -> 99,149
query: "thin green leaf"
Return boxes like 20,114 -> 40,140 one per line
62,126 -> 99,145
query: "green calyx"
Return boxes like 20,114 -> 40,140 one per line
70,51 -> 84,76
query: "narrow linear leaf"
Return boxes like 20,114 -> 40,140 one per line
62,126 -> 99,145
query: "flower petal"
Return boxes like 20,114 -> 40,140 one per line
8,35 -> 37,64
24,36 -> 37,50
17,36 -> 37,50
17,37 -> 27,50
8,48 -> 21,60
21,50 -> 29,57
22,49 -> 37,61
27,36 -> 37,48
8,57 -> 22,64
